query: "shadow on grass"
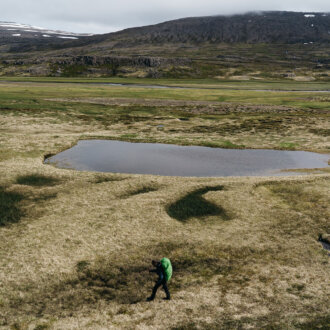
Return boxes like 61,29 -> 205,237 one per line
71,242 -> 236,305
0,187 -> 25,226
29,243 -> 242,309
16,174 -> 60,187
167,186 -> 229,222
0,184 -> 58,227
121,185 -> 159,199
92,175 -> 127,184
33,193 -> 58,202
8,241 -> 277,322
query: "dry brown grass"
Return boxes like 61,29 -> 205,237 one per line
0,81 -> 329,329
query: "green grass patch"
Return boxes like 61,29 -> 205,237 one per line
260,180 -> 329,237
279,142 -> 297,150
122,185 -> 159,198
267,182 -> 324,213
1,76 -> 330,91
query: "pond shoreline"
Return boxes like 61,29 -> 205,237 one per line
44,136 -> 330,158
44,139 -> 330,177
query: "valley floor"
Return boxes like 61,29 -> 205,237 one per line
0,79 -> 329,329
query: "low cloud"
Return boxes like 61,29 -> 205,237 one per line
1,0 -> 329,33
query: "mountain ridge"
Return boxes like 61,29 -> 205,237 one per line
105,11 -> 330,44
1,11 -> 330,51
0,11 -> 329,79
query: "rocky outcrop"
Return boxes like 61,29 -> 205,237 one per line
0,55 -> 191,78
2,56 -> 190,68
50,55 -> 190,68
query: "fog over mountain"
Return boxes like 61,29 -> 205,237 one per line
1,0 -> 330,33
1,11 -> 329,50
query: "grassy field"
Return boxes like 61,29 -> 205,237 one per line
2,43 -> 329,80
0,79 -> 329,329
1,76 -> 330,90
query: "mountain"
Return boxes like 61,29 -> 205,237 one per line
2,12 -> 330,52
101,11 -> 330,45
0,12 -> 329,79
0,21 -> 93,52
0,22 -> 92,39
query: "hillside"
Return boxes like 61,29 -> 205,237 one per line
102,11 -> 330,45
0,11 -> 329,79
0,22 -> 92,52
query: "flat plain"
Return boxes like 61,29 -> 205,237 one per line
0,78 -> 329,329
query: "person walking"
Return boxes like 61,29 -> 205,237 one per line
147,258 -> 172,301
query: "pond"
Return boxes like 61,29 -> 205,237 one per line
44,140 -> 329,177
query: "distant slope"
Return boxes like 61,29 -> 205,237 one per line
103,11 -> 330,45
0,22 -> 92,39
0,12 -> 329,79
0,22 -> 93,52
1,11 -> 330,53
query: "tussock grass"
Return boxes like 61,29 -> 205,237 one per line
255,180 -> 329,242
0,81 -> 329,152
265,181 -> 329,223
121,185 -> 160,198
309,128 -> 330,137
267,182 -> 323,211
1,174 -> 329,328
7,241 -> 270,314
92,175 -> 127,184
0,80 -> 329,329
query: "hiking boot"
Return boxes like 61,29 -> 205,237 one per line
163,297 -> 171,301
146,296 -> 154,302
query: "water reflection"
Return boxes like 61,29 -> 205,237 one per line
45,140 -> 329,177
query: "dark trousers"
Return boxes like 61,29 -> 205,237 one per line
151,278 -> 170,299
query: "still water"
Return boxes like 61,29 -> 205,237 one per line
44,140 -> 329,177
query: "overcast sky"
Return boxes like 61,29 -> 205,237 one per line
1,0 -> 330,34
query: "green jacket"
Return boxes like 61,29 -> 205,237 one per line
161,257 -> 172,281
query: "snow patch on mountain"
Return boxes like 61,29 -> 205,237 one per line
57,36 -> 78,39
0,22 -> 93,38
